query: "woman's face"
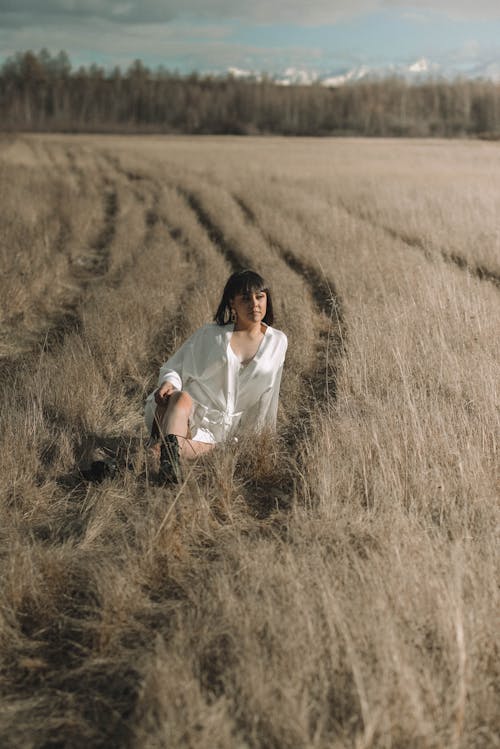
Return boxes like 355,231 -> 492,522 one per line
231,288 -> 267,325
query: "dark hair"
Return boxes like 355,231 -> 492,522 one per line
214,269 -> 274,326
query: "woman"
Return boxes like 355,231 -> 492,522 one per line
145,269 -> 288,483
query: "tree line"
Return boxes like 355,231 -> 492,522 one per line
2,49 -> 500,137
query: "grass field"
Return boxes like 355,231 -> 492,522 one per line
0,134 -> 498,749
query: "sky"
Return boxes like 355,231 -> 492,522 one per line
2,1 -> 500,75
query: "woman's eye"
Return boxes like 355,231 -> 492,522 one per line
239,292 -> 265,301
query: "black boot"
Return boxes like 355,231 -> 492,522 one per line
159,434 -> 181,485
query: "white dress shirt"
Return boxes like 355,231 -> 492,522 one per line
144,322 -> 288,443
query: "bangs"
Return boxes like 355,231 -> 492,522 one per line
227,270 -> 267,298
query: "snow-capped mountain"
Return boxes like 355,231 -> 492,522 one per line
407,57 -> 436,74
320,65 -> 371,87
225,58 -> 500,86
468,60 -> 500,82
227,66 -> 262,81
318,58 -> 443,86
275,67 -> 319,86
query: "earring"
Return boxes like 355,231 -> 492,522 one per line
230,308 -> 237,322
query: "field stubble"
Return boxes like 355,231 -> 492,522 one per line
0,135 -> 498,749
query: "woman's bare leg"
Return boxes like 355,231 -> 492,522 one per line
154,391 -> 215,461
178,438 -> 214,460
160,390 -> 192,436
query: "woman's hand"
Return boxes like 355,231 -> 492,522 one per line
154,382 -> 178,405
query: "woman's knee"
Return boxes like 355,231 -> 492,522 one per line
169,390 -> 193,414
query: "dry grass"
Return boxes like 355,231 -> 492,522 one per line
0,134 -> 498,749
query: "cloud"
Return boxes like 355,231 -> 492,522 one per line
3,0 -> 500,28
0,17 -> 324,72
381,1 -> 500,21
0,1 -> 176,26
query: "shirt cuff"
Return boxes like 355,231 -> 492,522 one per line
159,372 -> 182,391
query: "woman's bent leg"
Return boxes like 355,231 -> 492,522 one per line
154,392 -> 214,479
154,391 -> 191,483
178,438 -> 214,460
156,390 -> 193,437
155,392 -> 215,459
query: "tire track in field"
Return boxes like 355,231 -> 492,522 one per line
1,172 -> 120,370
337,198 -> 500,290
106,153 -> 206,257
34,145 -> 120,349
234,194 -> 347,405
73,178 -> 118,278
99,152 -> 185,267
103,154 -> 214,272
95,160 -> 214,398
99,152 -> 151,204
100,155 -> 214,270
103,154 -> 212,286
36,176 -> 119,352
177,187 -> 253,271
41,174 -> 117,352
65,147 -> 86,193
96,154 -> 213,372
142,199 -> 210,374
